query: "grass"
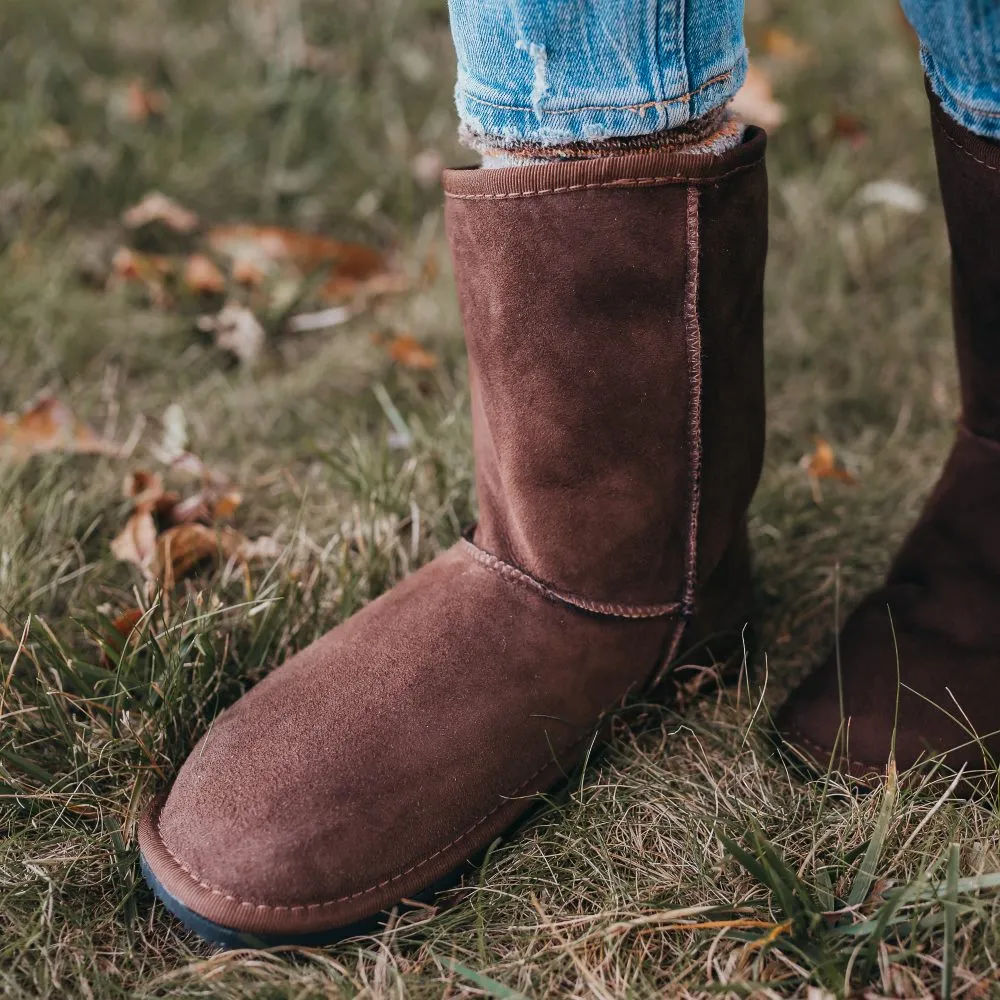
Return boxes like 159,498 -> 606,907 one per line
1,0 -> 998,996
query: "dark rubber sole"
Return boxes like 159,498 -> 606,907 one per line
140,855 -> 389,947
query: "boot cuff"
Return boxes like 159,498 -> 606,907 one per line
442,126 -> 766,199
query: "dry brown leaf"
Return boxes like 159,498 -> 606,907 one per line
197,302 -> 266,365
157,523 -> 278,582
110,247 -> 175,305
111,247 -> 174,278
0,397 -> 119,458
805,439 -> 857,483
730,62 -> 786,131
110,504 -> 159,576
232,258 -> 266,287
110,606 -> 147,640
166,493 -> 212,525
212,491 -> 243,520
122,191 -> 199,233
832,112 -> 868,150
762,27 -> 815,66
183,253 -> 226,295
123,80 -> 169,124
803,438 -> 857,503
124,469 -> 164,503
123,469 -> 184,521
206,224 -> 394,303
96,605 -> 151,662
388,334 -> 437,371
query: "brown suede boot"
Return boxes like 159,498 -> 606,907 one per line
776,88 -> 1000,784
138,130 -> 768,946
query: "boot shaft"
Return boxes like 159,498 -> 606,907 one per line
443,134 -> 768,608
930,87 -> 1000,441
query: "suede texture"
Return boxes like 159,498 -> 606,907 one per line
139,132 -> 769,938
450,142 -> 767,607
776,90 -> 1000,781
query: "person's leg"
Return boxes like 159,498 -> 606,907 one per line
448,0 -> 748,163
902,0 -> 1000,140
777,3 -> 1000,783
139,1 -> 768,947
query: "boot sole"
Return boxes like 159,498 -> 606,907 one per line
140,853 -> 466,948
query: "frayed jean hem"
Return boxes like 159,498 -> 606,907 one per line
455,50 -> 746,145
922,46 -> 1000,142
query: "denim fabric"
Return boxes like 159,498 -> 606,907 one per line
447,0 -> 746,145
903,1 -> 1000,141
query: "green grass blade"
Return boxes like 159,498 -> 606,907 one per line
0,748 -> 56,785
942,843 -> 959,1000
847,762 -> 898,908
439,957 -> 529,1000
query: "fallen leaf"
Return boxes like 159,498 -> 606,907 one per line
98,605 -> 150,662
123,469 -> 165,505
212,491 -> 243,520
858,180 -> 926,215
110,247 -> 174,305
122,80 -> 169,124
197,302 -> 266,365
232,257 -> 266,287
802,438 -> 857,503
110,606 -> 147,640
183,253 -> 226,295
110,503 -> 159,576
122,192 -> 199,233
206,224 -> 392,303
762,27 -> 815,66
159,404 -> 188,461
165,487 -> 242,525
158,523 -> 278,582
387,334 -> 437,371
0,397 -> 119,458
161,492 -> 209,525
730,62 -> 786,131
832,112 -> 868,150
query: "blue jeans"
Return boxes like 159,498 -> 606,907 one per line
448,0 -> 1000,145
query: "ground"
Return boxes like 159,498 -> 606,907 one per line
1,1 -> 998,997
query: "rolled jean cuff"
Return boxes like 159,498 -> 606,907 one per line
456,54 -> 746,146
921,46 -> 1000,142
448,1 -> 747,147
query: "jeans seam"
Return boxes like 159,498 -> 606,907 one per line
942,87 -> 1000,119
458,68 -> 735,116
679,0 -> 691,102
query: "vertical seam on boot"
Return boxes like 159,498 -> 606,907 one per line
651,184 -> 703,688
682,183 -> 704,617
